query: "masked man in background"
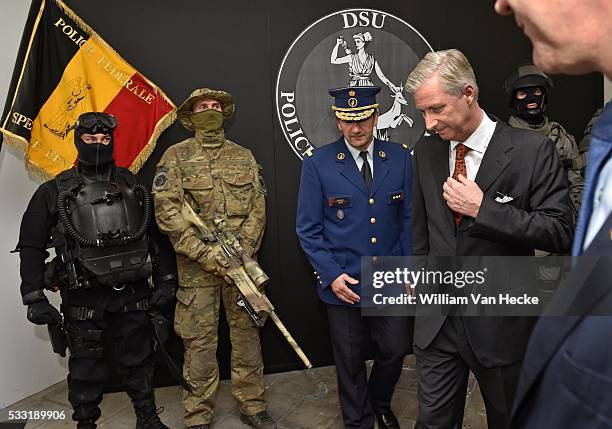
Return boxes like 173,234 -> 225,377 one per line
504,63 -> 583,219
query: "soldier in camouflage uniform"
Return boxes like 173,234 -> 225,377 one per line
504,64 -> 584,222
575,107 -> 603,179
152,88 -> 274,429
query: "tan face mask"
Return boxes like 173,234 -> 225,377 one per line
190,109 -> 224,131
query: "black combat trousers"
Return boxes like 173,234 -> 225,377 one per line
64,285 -> 156,425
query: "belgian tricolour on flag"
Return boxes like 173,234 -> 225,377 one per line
0,0 -> 175,178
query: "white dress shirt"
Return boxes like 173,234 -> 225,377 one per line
583,156 -> 612,250
345,137 -> 374,176
448,111 -> 496,179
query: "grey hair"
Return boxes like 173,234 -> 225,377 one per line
404,49 -> 479,99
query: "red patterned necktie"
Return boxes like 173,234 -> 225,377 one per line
452,143 -> 470,225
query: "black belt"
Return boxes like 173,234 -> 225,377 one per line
69,326 -> 103,342
65,297 -> 150,321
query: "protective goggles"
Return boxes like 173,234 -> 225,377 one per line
75,112 -> 117,130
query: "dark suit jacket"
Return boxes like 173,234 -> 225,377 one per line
411,116 -> 573,367
510,213 -> 612,428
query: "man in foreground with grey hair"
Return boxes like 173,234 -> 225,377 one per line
405,49 -> 572,428
495,1 -> 612,428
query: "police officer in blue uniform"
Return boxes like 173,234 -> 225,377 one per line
296,87 -> 413,429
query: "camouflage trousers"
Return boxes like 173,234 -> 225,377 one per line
174,283 -> 266,426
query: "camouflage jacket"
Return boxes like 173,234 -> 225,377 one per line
574,108 -> 603,172
153,138 -> 266,287
508,115 -> 584,221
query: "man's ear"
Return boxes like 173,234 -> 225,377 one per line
336,118 -> 343,131
464,84 -> 476,105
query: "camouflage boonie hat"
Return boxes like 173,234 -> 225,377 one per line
177,88 -> 235,131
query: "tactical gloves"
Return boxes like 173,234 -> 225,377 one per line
198,244 -> 228,273
27,299 -> 62,325
149,281 -> 177,308
197,244 -> 232,284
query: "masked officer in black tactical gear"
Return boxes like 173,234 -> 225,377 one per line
504,63 -> 584,220
17,112 -> 176,429
504,65 -> 582,304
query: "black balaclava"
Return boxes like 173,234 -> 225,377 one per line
74,112 -> 116,179
513,86 -> 547,126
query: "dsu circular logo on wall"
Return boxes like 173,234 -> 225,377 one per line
276,9 -> 433,160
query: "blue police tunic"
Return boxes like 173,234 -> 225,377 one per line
296,137 -> 412,306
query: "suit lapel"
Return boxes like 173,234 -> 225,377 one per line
511,314 -> 579,419
474,121 -> 512,194
336,138 -> 369,195
573,142 -> 612,254
371,140 -> 389,196
428,136 -> 456,232
512,255 -> 611,414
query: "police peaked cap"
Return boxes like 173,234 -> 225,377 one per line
177,88 -> 235,131
329,86 -> 380,121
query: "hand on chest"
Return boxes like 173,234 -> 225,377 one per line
443,159 -> 525,209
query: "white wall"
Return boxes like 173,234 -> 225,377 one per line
0,0 -> 68,408
605,76 -> 612,102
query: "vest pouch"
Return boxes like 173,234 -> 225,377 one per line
221,166 -> 253,216
76,237 -> 152,286
183,175 -> 214,220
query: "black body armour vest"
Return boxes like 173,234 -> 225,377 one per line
54,168 -> 152,288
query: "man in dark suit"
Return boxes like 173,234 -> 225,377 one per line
508,106 -> 612,429
495,1 -> 612,427
508,215 -> 612,429
404,49 -> 573,429
296,86 -> 413,429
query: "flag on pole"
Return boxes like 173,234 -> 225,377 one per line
0,0 -> 175,179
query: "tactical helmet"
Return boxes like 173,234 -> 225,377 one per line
503,64 -> 553,105
177,88 -> 235,131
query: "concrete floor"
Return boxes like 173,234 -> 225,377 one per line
0,356 -> 487,428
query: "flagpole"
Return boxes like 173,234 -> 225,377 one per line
2,0 -> 46,130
